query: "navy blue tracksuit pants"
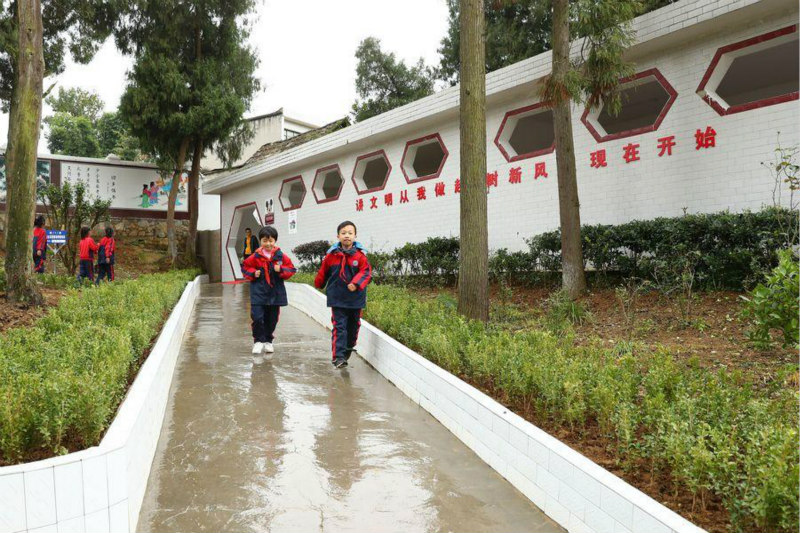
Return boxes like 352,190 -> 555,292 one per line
78,260 -> 94,282
252,305 -> 280,343
331,307 -> 362,362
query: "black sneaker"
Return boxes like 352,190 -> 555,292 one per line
344,347 -> 355,361
333,359 -> 348,369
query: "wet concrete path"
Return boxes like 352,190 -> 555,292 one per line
138,283 -> 562,532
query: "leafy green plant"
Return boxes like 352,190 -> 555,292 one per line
545,289 -> 592,328
0,269 -> 197,464
741,249 -> 799,349
292,277 -> 799,532
292,240 -> 330,272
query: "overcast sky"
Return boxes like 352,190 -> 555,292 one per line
0,0 -> 450,152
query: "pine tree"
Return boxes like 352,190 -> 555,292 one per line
352,37 -> 435,122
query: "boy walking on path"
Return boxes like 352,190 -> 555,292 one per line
78,226 -> 98,283
242,226 -> 297,354
32,215 -> 47,274
314,221 -> 372,369
96,227 -> 116,284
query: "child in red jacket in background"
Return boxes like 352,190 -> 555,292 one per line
241,226 -> 297,355
78,226 -> 99,283
32,215 -> 47,274
96,226 -> 116,284
314,221 -> 372,369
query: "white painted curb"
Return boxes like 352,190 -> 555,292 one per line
0,275 -> 207,533
286,283 -> 706,533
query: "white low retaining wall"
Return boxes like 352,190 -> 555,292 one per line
0,275 -> 206,533
287,283 -> 706,533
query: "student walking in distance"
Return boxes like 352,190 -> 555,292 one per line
242,227 -> 258,261
242,226 -> 297,354
77,227 -> 99,283
32,215 -> 47,274
314,221 -> 372,369
96,227 -> 116,284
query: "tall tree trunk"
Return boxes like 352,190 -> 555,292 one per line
1,78 -> 19,252
167,137 -> 190,265
185,139 -> 203,263
457,0 -> 489,322
552,0 -> 586,299
4,0 -> 43,304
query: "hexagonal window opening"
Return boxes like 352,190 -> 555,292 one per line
697,26 -> 798,116
494,103 -> 555,162
279,176 -> 306,211
312,164 -> 344,203
401,133 -> 449,183
225,202 -> 261,280
352,150 -> 391,194
581,68 -> 677,143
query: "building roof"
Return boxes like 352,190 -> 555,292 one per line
205,0 -> 788,195
244,117 -> 350,165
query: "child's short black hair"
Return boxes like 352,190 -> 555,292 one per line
258,226 -> 278,241
34,215 -> 45,228
245,227 -> 252,233
337,220 -> 357,234
105,227 -> 114,238
80,226 -> 90,239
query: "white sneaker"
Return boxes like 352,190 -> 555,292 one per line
263,342 -> 274,353
252,342 -> 264,354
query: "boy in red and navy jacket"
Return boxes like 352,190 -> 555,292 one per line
32,215 -> 47,274
242,226 -> 297,355
314,220 -> 372,369
96,226 -> 116,284
78,226 -> 99,282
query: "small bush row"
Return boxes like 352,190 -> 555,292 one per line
293,207 -> 798,291
0,269 -> 198,463
295,275 -> 798,532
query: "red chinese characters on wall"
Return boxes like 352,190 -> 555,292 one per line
356,198 -> 364,211
534,162 -> 548,179
486,171 -> 498,188
657,135 -> 676,157
590,149 -> 607,168
370,196 -> 378,209
417,186 -> 427,201
509,166 -> 522,184
434,182 -> 446,197
695,126 -> 716,150
454,178 -> 461,193
400,190 -> 409,203
623,143 -> 640,163
384,193 -> 393,206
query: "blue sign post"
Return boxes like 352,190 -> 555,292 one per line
46,230 -> 67,274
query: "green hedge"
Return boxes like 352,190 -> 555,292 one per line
527,207 -> 798,290
293,275 -> 798,532
291,208 -> 797,290
0,269 -> 197,464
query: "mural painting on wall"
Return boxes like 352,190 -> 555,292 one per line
0,156 -> 52,203
264,197 -> 275,225
61,162 -> 188,212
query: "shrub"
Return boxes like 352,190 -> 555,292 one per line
294,277 -> 799,532
742,249 -> 799,348
393,236 -> 460,284
292,240 -> 330,272
0,269 -> 197,463
527,208 -> 798,290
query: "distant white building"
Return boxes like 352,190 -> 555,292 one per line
202,109 -> 319,170
207,0 -> 799,282
199,109 -> 319,230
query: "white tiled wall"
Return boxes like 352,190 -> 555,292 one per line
286,282 -> 706,533
0,277 -> 205,533
217,0 -> 798,282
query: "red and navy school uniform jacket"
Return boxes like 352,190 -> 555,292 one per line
98,237 -> 116,265
32,227 -> 47,259
79,236 -> 99,261
242,247 -> 297,306
314,242 -> 372,309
